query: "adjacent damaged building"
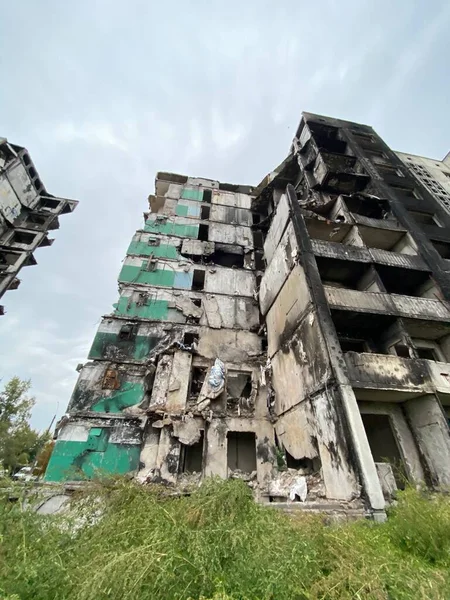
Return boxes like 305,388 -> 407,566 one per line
45,113 -> 450,519
0,138 -> 78,311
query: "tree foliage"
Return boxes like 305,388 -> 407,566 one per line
0,377 -> 49,473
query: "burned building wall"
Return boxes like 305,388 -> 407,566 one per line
258,112 -> 450,513
46,114 -> 450,517
46,173 -> 275,489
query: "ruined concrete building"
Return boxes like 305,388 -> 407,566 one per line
45,113 -> 450,519
0,138 -> 78,312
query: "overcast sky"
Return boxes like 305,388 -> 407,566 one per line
1,0 -> 449,430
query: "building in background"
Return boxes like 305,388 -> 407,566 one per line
45,114 -> 450,520
0,138 -> 78,312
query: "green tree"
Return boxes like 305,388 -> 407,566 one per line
0,377 -> 49,474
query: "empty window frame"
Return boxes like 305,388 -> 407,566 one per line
11,230 -> 37,246
412,339 -> 445,362
316,257 -> 380,292
375,265 -> 434,298
376,163 -> 404,178
189,366 -> 207,397
211,248 -> 244,268
183,332 -> 199,347
202,189 -> 212,203
227,431 -> 257,473
192,269 -> 205,291
26,213 -> 47,226
331,310 -> 397,356
344,196 -> 391,220
198,224 -> 209,241
39,197 -> 61,211
201,205 -> 211,220
431,240 -> 450,259
407,210 -> 442,227
308,122 -> 347,154
0,251 -> 21,269
254,250 -> 265,270
390,185 -> 421,200
118,323 -> 137,341
179,431 -> 204,473
339,338 -> 369,353
253,230 -> 264,249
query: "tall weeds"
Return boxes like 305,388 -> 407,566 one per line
0,479 -> 449,600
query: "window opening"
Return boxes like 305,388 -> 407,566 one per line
391,342 -> 410,358
416,347 -> 439,361
192,270 -> 205,291
201,205 -> 210,220
27,213 -> 47,225
11,231 -> 36,245
179,431 -> 204,473
227,431 -> 257,473
203,189 -> 212,203
189,366 -> 207,398
198,224 -> 209,241
211,249 -> 244,268
431,240 -> 450,259
407,211 -> 441,227
344,196 -> 390,219
339,338 -> 367,353
183,332 -> 199,347
254,250 -> 265,270
40,197 -> 61,210
119,323 -> 137,341
253,230 -> 264,249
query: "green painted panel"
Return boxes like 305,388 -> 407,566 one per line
127,241 -> 179,260
114,297 -> 169,320
86,428 -> 108,451
144,220 -> 198,239
175,204 -> 189,217
181,188 -> 203,201
89,332 -> 158,361
91,382 -> 144,413
44,438 -> 141,482
118,264 -> 176,287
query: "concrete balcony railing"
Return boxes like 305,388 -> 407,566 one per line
344,351 -> 450,401
324,286 -> 450,321
312,239 -> 427,271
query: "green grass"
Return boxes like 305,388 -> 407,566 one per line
1,479 -> 450,599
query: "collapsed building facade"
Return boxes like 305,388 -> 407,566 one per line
45,113 -> 450,519
0,138 -> 78,312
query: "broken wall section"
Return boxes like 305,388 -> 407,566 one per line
258,193 -> 360,501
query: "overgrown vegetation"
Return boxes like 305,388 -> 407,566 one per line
0,377 -> 50,474
1,479 -> 450,599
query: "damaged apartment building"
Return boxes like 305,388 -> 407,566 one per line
0,137 -> 78,313
45,113 -> 450,520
